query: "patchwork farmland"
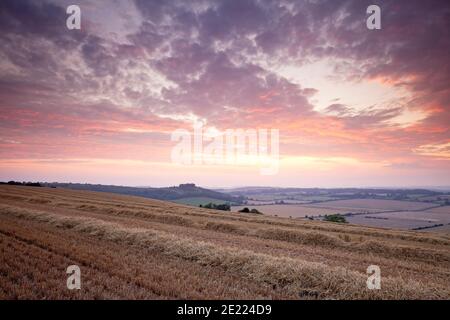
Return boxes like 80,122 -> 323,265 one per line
233,199 -> 450,233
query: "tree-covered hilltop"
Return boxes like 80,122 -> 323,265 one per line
39,182 -> 244,204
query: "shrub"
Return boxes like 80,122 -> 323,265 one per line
4,181 -> 42,187
199,203 -> 230,211
323,214 -> 347,223
238,207 -> 262,214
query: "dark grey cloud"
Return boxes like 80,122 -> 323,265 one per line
82,35 -> 119,77
0,0 -> 86,47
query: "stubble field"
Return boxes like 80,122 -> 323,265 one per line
0,185 -> 449,299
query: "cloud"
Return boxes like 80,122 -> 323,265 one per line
413,142 -> 450,159
325,104 -> 351,116
0,0 -> 448,183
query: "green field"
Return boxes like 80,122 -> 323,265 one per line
172,197 -> 229,206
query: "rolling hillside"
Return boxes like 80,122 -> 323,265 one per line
0,185 -> 449,299
40,182 -> 243,204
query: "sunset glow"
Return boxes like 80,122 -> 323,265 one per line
0,0 -> 449,187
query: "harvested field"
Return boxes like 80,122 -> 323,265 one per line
423,224 -> 450,234
307,200 -> 450,231
308,199 -> 435,211
1,185 -> 449,300
424,206 -> 450,214
231,204 -> 366,217
346,213 -> 449,231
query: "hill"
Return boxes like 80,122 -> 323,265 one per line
0,185 -> 449,299
41,182 -> 243,204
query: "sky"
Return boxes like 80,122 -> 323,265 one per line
0,0 -> 449,188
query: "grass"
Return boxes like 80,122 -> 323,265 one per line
172,197 -> 229,206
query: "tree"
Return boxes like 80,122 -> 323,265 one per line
324,214 -> 347,223
199,203 -> 230,211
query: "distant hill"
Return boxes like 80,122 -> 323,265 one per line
217,186 -> 444,201
42,182 -> 244,204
